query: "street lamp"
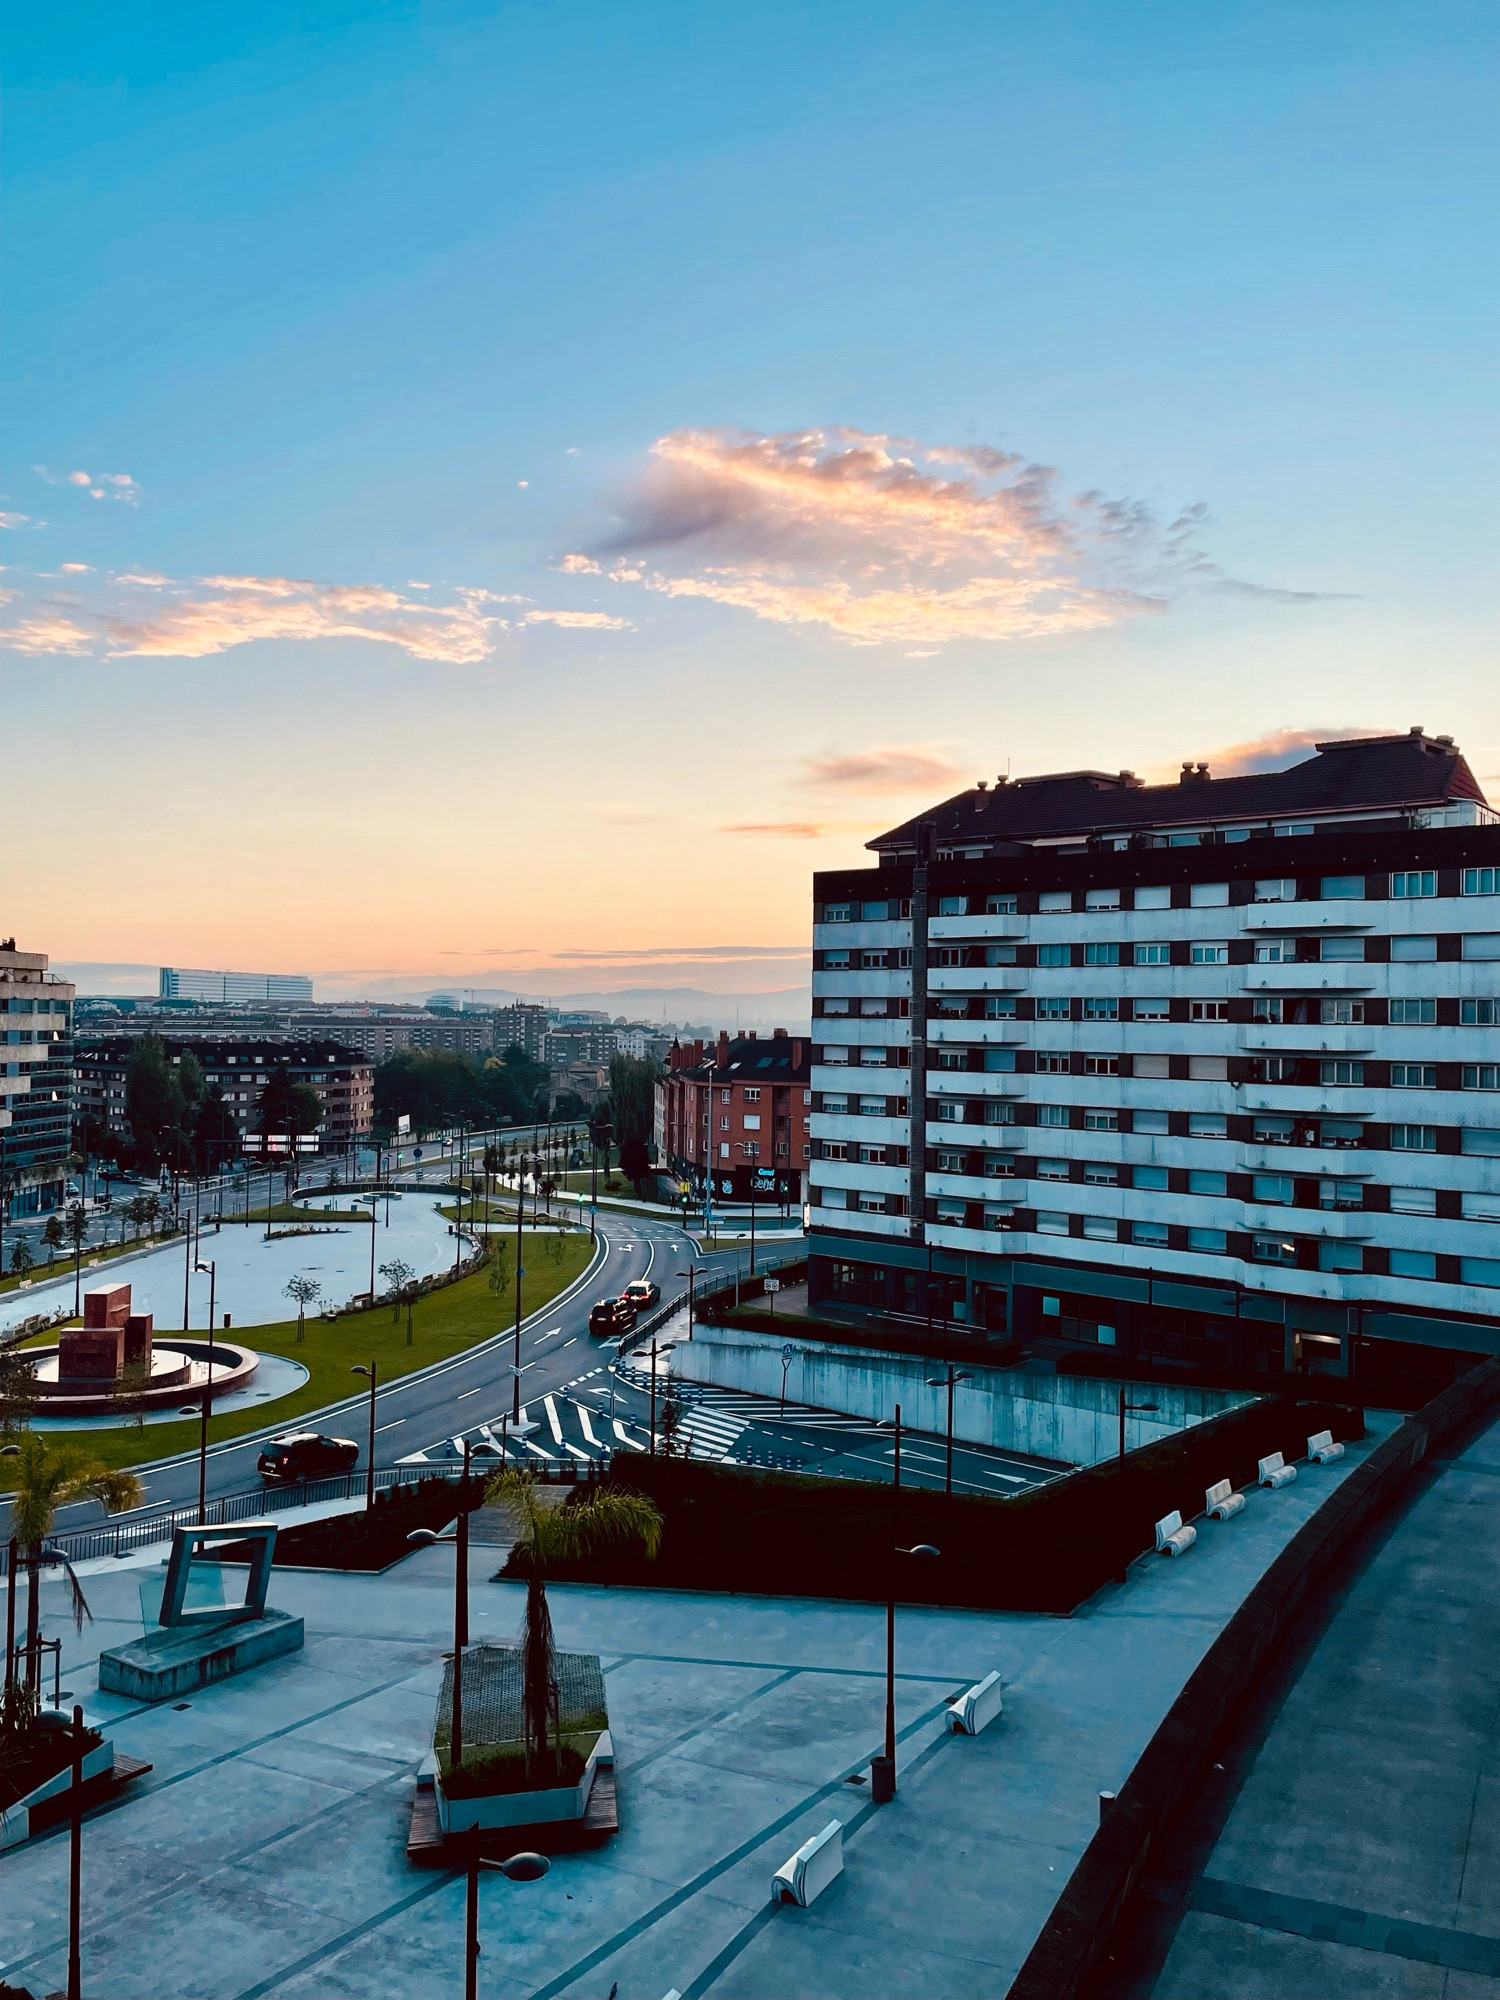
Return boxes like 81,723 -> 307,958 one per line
195,1260 -> 217,1521
462,1848 -> 549,2000
409,1438 -> 474,1777
351,1363 -> 378,1509
925,1366 -> 972,1496
676,1261 -> 706,1342
1118,1388 -> 1160,1459
870,1401 -> 941,1803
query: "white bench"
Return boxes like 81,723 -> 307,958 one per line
1258,1451 -> 1297,1489
1155,1509 -> 1197,1557
948,1670 -> 1004,1735
771,1819 -> 843,1907
1307,1428 -> 1345,1464
1205,1478 -> 1245,1521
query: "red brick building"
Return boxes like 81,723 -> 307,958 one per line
657,1029 -> 810,1204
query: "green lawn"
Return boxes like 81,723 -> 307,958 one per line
0,1228 -> 182,1297
2,1230 -> 598,1482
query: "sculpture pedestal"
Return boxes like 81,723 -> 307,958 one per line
99,1609 -> 304,1701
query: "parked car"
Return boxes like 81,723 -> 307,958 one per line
257,1433 -> 360,1483
621,1279 -> 660,1310
588,1298 -> 637,1338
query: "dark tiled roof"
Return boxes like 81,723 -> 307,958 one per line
75,1037 -> 370,1069
671,1035 -> 809,1083
871,733 -> 1487,852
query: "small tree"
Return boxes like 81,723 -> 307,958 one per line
8,1434 -> 142,1687
9,1239 -> 35,1281
658,1386 -> 685,1457
42,1215 -> 65,1265
0,1345 -> 38,1440
284,1274 -> 321,1343
379,1258 -> 415,1323
487,1239 -> 511,1301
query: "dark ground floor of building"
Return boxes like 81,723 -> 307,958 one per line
808,1228 -> 1500,1409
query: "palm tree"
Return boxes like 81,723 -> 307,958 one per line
485,1469 -> 661,1779
3,1434 -> 141,1686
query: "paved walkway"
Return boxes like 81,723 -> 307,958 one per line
1144,1413 -> 1500,1998
0,1425 -> 1384,2000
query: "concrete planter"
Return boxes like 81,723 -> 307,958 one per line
0,1737 -> 115,1852
435,1732 -> 608,1834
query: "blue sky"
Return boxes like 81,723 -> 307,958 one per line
4,1 -> 1496,998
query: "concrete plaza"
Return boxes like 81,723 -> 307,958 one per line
0,1427 -> 1384,1999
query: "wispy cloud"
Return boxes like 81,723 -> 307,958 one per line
36,467 -> 139,504
0,513 -> 31,531
565,427 -> 1349,647
0,569 -> 631,662
1191,724 -> 1391,779
721,819 -> 831,839
801,744 -> 965,794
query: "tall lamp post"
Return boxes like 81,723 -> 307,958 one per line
1118,1388 -> 1160,1459
462,1849 -> 549,2000
67,1701 -> 85,2000
351,1363 -> 378,1509
677,1261 -> 706,1342
511,1159 -> 527,1425
925,1366 -> 972,1496
870,1401 -> 938,1804
195,1260 -> 217,1520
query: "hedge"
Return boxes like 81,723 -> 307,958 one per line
504,1394 -> 1363,1615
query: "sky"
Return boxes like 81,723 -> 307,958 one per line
4,0 -> 1497,1010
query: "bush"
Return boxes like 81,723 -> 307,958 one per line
517,1395 -> 1363,1615
210,1476 -> 483,1572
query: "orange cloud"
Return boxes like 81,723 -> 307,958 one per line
1184,724 -> 1392,780
721,820 -> 830,839
801,744 -> 965,793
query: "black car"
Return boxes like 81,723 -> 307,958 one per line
621,1279 -> 660,1310
588,1298 -> 637,1338
257,1432 -> 360,1483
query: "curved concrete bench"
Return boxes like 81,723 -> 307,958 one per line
1308,1428 -> 1345,1464
771,1818 -> 843,1907
948,1670 -> 1004,1736
1258,1451 -> 1297,1489
1205,1479 -> 1245,1521
1155,1510 -> 1197,1557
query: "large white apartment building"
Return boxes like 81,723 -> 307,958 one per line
807,731 -> 1500,1402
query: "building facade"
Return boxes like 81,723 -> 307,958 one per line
0,942 -> 75,1216
543,1025 -> 617,1066
75,1037 -> 374,1155
660,1030 -> 811,1202
493,1003 -> 548,1061
160,967 -> 313,1004
808,732 -> 1500,1401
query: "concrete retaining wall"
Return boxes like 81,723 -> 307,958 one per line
1006,1354 -> 1500,2000
667,1324 -> 1251,1467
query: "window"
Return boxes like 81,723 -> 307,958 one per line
1190,1111 -> 1229,1139
1391,935 -> 1437,961
1084,996 -> 1119,1021
1189,1055 -> 1228,1081
742,1113 -> 762,1130
933,1198 -> 967,1222
860,950 -> 889,969
1321,1119 -> 1364,1148
1132,997 -> 1171,1021
1320,936 -> 1365,961
1463,935 -> 1500,961
1464,1192 -> 1500,1221
984,1101 -> 1017,1125
1391,1125 -> 1438,1152
1039,891 -> 1072,913
935,1049 -> 966,1071
1392,872 -> 1435,899
1321,999 -> 1365,1025
821,996 -> 850,1016
862,900 -> 892,921
1035,1211 -> 1070,1234
1133,1220 -> 1169,1247
985,944 -> 1019,966
1192,941 -> 1230,965
820,1141 -> 848,1161
982,1155 -> 1016,1178
858,1048 -> 888,1067
984,995 -> 1018,1018
1255,878 -> 1297,902
1084,942 -> 1120,967
1321,875 -> 1364,900
1083,1056 -> 1119,1077
823,904 -> 851,922
1275,823 -> 1315,837
1135,1109 -> 1171,1135
1190,882 -> 1229,907
1465,1066 -> 1500,1091
1188,1169 -> 1226,1196
1390,999 -> 1436,1025
1036,1104 -> 1070,1128
1253,1173 -> 1294,1204
1084,1108 -> 1119,1130
1035,996 -> 1070,1020
936,1101 -> 965,1122
720,1141 -> 730,1157
861,998 -> 889,1018
823,949 -> 851,969
1083,1162 -> 1119,1185
936,896 -> 967,916
817,1186 -> 848,1207
1086,888 -> 1121,911
858,1095 -> 887,1115
983,1205 -> 1017,1229
1135,943 -> 1171,965
1191,1000 -> 1228,1021
1036,1158 -> 1070,1180
1321,1060 -> 1365,1085
1188,1227 -> 1227,1253
1463,1129 -> 1500,1156
743,1086 -> 761,1102
1463,869 -> 1499,897
1254,938 -> 1297,963
1320,1180 -> 1364,1210
1391,1186 -> 1437,1215
1462,1258 -> 1500,1287
1035,1053 -> 1070,1074
862,1192 -> 893,1214
1082,1216 -> 1117,1240
983,1049 -> 1017,1073
1253,1235 -> 1298,1264
1256,1056 -> 1300,1083
1135,885 -> 1172,910
1134,1165 -> 1169,1191
1463,1000 -> 1499,1025
1390,1248 -> 1437,1280
1254,1116 -> 1295,1145
986,894 -> 1018,915
1037,944 -> 1071,967
1319,1241 -> 1362,1272
1392,1063 -> 1438,1088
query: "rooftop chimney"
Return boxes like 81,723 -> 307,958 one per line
716,1030 -> 729,1068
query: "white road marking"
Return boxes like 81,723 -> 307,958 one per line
374,1419 -> 406,1434
563,1443 -> 591,1462
534,1326 -> 564,1342
612,1420 -> 646,1450
577,1407 -> 601,1448
521,1437 -> 558,1461
543,1395 -> 564,1443
457,1386 -> 483,1399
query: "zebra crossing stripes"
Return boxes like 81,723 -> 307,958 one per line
677,1406 -> 749,1461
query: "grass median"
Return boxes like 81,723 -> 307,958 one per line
1,1229 -> 598,1483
